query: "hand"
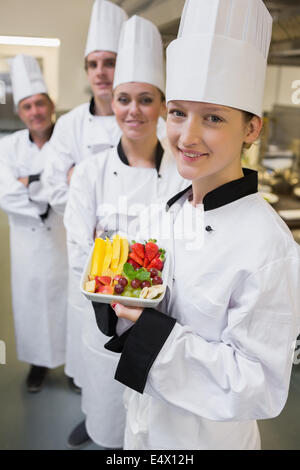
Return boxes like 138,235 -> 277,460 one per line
111,303 -> 143,323
67,165 -> 75,185
18,177 -> 29,187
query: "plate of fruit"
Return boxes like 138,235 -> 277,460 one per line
80,235 -> 168,308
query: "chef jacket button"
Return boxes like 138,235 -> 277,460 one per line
205,226 -> 213,232
32,228 -> 36,232
89,118 -> 92,122
47,227 -> 51,231
114,171 -> 118,176
87,145 -> 91,149
158,174 -> 162,179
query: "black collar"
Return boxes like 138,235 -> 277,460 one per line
166,168 -> 258,212
117,139 -> 164,174
29,124 -> 55,144
89,97 -> 96,116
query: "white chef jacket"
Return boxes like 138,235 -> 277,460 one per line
43,98 -> 166,216
0,129 -> 68,368
64,139 -> 188,448
107,169 -> 300,450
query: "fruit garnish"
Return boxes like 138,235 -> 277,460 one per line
85,280 -> 96,293
96,285 -> 114,295
116,238 -> 129,275
111,235 -> 121,272
127,259 -> 140,270
129,252 -> 144,266
131,279 -> 142,289
145,239 -> 159,262
131,242 -> 145,260
90,238 -> 106,277
96,276 -> 112,286
152,276 -> 163,285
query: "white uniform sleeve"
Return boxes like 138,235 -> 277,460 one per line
0,139 -> 41,221
115,255 -> 300,422
64,162 -> 96,278
42,116 -> 76,216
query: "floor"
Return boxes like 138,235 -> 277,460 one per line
0,208 -> 300,450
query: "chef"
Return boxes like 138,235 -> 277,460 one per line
42,0 -> 127,400
102,0 -> 300,450
64,15 -> 188,450
0,55 -> 68,393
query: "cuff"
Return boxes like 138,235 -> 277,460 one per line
114,308 -> 176,394
28,174 -> 41,184
92,302 -> 118,337
104,327 -> 133,353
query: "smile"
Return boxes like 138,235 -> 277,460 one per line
179,148 -> 209,160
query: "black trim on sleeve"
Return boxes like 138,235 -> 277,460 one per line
28,174 -> 41,184
104,327 -> 134,353
92,302 -> 118,337
114,308 -> 176,394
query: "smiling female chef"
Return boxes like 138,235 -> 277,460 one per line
64,15 -> 188,449
105,0 -> 300,450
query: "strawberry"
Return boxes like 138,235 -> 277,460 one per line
143,256 -> 150,268
145,239 -> 159,262
148,250 -> 165,271
131,242 -> 145,260
127,259 -> 140,270
148,257 -> 164,271
129,252 -> 143,266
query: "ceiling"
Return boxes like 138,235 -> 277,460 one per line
114,0 -> 300,66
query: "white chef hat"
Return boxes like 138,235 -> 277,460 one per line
85,0 -> 127,57
166,0 -> 273,117
113,15 -> 165,94
10,54 -> 48,107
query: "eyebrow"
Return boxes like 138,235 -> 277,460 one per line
117,92 -> 155,97
169,101 -> 231,113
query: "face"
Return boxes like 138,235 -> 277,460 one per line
167,101 -> 262,184
86,51 -> 116,100
112,82 -> 166,140
18,94 -> 54,134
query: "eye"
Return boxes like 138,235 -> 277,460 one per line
140,97 -> 153,105
117,96 -> 130,105
168,109 -> 186,118
88,61 -> 97,69
205,115 -> 223,123
105,60 -> 116,68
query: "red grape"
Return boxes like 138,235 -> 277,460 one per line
149,268 -> 159,278
152,276 -> 163,285
141,281 -> 151,289
119,277 -> 128,287
131,279 -> 142,289
114,284 -> 124,295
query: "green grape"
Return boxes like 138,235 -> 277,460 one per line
132,289 -> 142,298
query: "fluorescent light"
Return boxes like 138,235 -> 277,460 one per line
0,36 -> 60,47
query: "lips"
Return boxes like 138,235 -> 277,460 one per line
125,120 -> 145,127
179,148 -> 209,161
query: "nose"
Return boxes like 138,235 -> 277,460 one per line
96,62 -> 106,77
128,100 -> 140,116
180,115 -> 203,148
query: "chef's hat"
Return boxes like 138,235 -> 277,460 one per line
166,0 -> 273,117
85,0 -> 127,57
113,15 -> 165,93
10,54 -> 48,107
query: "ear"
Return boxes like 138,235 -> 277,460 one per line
244,116 -> 263,146
160,101 -> 167,119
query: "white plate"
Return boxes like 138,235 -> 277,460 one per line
260,192 -> 279,205
80,244 -> 169,308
